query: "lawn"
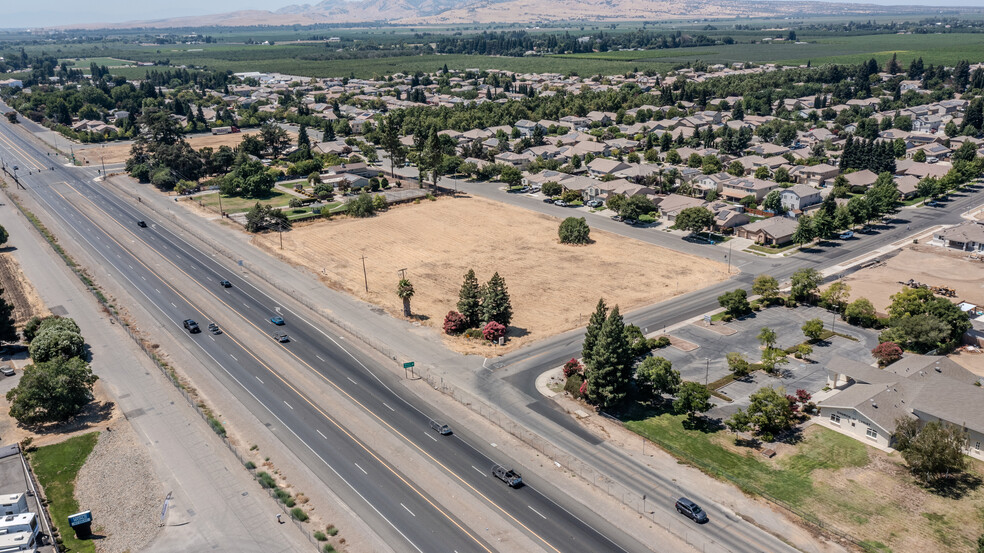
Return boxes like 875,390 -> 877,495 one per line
746,242 -> 801,255
29,433 -> 99,553
195,190 -> 293,213
285,202 -> 342,221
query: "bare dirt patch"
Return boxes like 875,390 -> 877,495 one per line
0,250 -> 50,326
75,130 -> 277,165
0,380 -> 120,449
255,195 -> 730,353
830,245 -> 984,313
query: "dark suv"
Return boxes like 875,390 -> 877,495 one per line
675,497 -> 708,523
183,319 -> 201,334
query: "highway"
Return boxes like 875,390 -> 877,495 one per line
0,119 -> 653,553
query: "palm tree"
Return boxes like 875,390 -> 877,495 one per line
397,279 -> 415,317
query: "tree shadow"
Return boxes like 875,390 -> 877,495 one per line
507,326 -> 530,339
923,471 -> 983,500
21,400 -> 115,435
409,313 -> 430,322
681,416 -> 724,433
0,245 -> 16,253
734,436 -> 762,449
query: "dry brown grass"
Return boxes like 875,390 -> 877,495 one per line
0,251 -> 50,326
253,195 -> 730,354
76,130 -> 276,165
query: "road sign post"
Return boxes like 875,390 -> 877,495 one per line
403,361 -> 415,379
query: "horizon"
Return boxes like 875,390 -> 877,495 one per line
4,0 -> 984,29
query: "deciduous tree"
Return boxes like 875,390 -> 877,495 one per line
718,289 -> 751,318
6,357 -> 98,425
635,356 -> 680,403
752,275 -> 779,303
894,419 -> 967,483
673,382 -> 712,423
802,318 -> 825,341
726,352 -> 750,378
872,341 -> 903,367
559,217 -> 590,244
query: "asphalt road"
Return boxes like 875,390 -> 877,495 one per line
0,120 -> 652,553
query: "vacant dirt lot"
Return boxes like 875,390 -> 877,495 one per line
76,130 -> 270,165
831,245 -> 984,314
255,195 -> 730,352
0,251 -> 49,326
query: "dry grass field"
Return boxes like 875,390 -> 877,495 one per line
76,130 -> 273,165
0,251 -> 49,326
829,245 -> 984,314
253,195 -> 730,353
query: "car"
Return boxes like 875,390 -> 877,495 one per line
182,319 -> 201,333
430,420 -> 452,435
137,220 -> 147,228
839,230 -> 854,239
207,322 -> 222,335
610,215 -> 624,222
623,218 -> 637,225
219,280 -> 232,288
520,186 -> 531,193
586,199 -> 603,208
0,365 -> 14,377
860,225 -> 872,233
553,200 -> 568,207
270,316 -> 285,325
274,332 -> 290,343
675,497 -> 708,523
491,464 -> 523,488
926,200 -> 940,207
542,197 -> 555,203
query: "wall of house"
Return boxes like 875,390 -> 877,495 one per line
818,406 -> 894,450
911,410 -> 984,461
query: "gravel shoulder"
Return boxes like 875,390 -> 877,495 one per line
75,419 -> 164,553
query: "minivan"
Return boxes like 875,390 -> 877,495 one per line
675,497 -> 708,523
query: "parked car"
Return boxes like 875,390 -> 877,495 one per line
274,332 -> 290,343
675,498 -> 708,523
839,230 -> 854,239
520,186 -> 531,193
611,215 -> 624,222
623,218 -> 637,225
183,319 -> 201,333
586,199 -> 603,208
542,197 -> 555,204
137,220 -> 147,228
219,280 -> 232,288
0,365 -> 14,377
553,200 -> 568,207
429,420 -> 452,435
491,465 -> 523,488
926,200 -> 940,207
270,316 -> 285,325
860,225 -> 872,233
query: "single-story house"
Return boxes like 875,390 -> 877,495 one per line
657,194 -> 706,221
818,355 -> 984,460
735,216 -> 798,245
842,170 -> 878,188
933,221 -> 984,252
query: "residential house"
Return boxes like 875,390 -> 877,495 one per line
780,184 -> 823,212
895,175 -> 920,199
933,221 -> 984,252
713,208 -> 750,232
587,158 -> 631,177
326,162 -> 377,177
792,163 -> 839,187
494,151 -> 534,169
843,170 -> 878,188
657,194 -> 707,221
695,172 -> 732,195
818,355 -> 984,460
721,177 -> 779,202
735,216 -> 798,245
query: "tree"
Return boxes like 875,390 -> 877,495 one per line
762,190 -> 783,213
895,419 -> 967,483
443,311 -> 467,335
620,195 -> 655,219
732,386 -> 795,441
0,223 -> 7,247
347,191 -> 376,218
457,269 -> 482,328
752,275 -> 779,304
5,112 -> 17,124
260,122 -> 290,158
635,356 -> 680,403
797,343 -> 813,360
802,318 -> 825,341
480,272 -> 512,326
760,347 -> 789,374
380,117 -> 406,178
673,382 -> 712,423
844,298 -> 877,328
244,203 -> 290,233
397,279 -> 415,317
585,305 -> 633,409
727,352 -> 750,378
872,342 -> 903,367
541,181 -> 562,197
791,214 -> 815,247
717,289 -> 751,318
6,357 -> 99,426
820,281 -> 850,312
790,268 -> 822,303
421,128 -> 445,191
882,287 -> 971,351
582,298 -> 608,369
727,161 -> 745,177
812,210 -> 835,241
0,288 -> 16,345
500,165 -> 522,187
559,217 -> 590,244
28,329 -> 84,363
672,207 -> 714,239
757,327 -> 777,350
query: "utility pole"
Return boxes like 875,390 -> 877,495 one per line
727,240 -> 733,274
278,222 -> 283,250
361,254 -> 369,293
705,358 -> 710,386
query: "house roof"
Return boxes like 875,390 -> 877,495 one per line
781,184 -> 820,199
843,170 -> 878,187
936,221 -> 984,244
739,216 -> 798,238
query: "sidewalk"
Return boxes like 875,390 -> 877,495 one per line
0,188 -> 312,553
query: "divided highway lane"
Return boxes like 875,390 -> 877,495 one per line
0,138 -> 496,553
0,124 -> 653,553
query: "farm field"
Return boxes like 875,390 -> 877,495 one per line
253,195 -> 730,353
59,56 -> 137,68
828,245 -> 984,314
75,129 -> 264,165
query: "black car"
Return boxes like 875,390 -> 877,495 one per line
182,319 -> 201,333
675,497 -> 708,523
219,280 -> 232,288
137,220 -> 147,228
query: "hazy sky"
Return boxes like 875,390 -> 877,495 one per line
5,0 -> 984,28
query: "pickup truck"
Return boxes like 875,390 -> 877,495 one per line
491,464 -> 523,488
183,319 -> 201,334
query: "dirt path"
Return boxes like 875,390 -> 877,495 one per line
256,195 -> 731,353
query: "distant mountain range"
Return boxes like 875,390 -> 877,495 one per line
54,0 -> 982,30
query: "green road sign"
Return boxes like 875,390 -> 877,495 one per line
403,361 -> 415,369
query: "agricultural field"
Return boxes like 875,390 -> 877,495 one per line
254,195 -> 730,353
59,56 -> 137,68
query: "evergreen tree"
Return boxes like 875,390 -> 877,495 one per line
582,298 -> 608,369
480,272 -> 512,326
585,306 -> 633,409
0,288 -> 17,344
297,123 -> 310,150
457,269 -> 482,328
323,120 -> 335,142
